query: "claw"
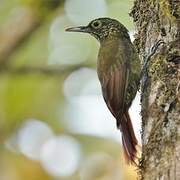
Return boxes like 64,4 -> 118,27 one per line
141,39 -> 165,92
150,39 -> 165,55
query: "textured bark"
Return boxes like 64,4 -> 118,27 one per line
130,0 -> 180,179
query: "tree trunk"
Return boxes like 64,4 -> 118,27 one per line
130,0 -> 180,179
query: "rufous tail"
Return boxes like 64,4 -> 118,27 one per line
118,110 -> 138,165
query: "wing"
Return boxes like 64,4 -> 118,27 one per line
101,62 -> 129,127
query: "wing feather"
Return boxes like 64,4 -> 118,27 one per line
101,62 -> 129,126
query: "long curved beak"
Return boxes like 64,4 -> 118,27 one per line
65,26 -> 89,33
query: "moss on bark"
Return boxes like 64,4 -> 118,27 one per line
130,0 -> 180,179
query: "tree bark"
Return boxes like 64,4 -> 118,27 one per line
130,0 -> 180,179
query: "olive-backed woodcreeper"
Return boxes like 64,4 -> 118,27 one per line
66,17 -> 141,164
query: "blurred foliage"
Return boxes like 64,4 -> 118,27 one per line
18,0 -> 63,19
1,150 -> 52,180
0,0 -> 137,179
0,75 -> 64,139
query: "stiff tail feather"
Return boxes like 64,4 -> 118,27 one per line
118,110 -> 138,165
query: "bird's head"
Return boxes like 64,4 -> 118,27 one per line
66,17 -> 129,42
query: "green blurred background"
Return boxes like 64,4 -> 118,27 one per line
0,0 -> 140,179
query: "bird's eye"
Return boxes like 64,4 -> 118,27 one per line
91,20 -> 102,29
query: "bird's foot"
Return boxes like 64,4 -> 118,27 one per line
141,39 -> 165,92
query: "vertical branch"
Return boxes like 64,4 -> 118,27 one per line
130,0 -> 180,179
0,7 -> 39,64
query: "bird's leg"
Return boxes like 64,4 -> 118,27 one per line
141,39 -> 165,92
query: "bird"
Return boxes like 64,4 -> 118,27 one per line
66,17 -> 141,164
